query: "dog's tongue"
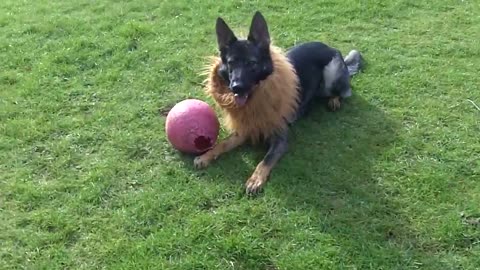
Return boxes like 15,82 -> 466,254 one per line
234,94 -> 248,106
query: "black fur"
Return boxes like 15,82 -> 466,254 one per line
263,132 -> 288,167
216,12 -> 274,101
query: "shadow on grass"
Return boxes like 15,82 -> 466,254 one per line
174,94 -> 432,267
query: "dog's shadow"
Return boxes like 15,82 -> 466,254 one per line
176,94 -> 426,265
182,94 -> 398,198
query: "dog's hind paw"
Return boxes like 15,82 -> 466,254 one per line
328,96 -> 341,111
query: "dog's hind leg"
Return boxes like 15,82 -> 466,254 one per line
326,53 -> 354,112
194,132 -> 246,169
245,131 -> 288,195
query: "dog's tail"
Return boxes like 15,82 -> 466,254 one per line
344,50 -> 364,76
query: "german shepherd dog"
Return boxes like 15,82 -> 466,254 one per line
194,11 -> 363,195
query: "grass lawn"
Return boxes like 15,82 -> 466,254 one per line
1,0 -> 480,269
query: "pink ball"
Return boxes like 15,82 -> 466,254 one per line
165,99 -> 219,154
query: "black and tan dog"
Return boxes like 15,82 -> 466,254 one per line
194,11 -> 363,194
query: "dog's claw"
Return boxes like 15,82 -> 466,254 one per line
245,174 -> 266,195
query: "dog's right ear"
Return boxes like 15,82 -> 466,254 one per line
216,17 -> 237,50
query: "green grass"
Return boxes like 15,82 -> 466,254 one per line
1,0 -> 479,269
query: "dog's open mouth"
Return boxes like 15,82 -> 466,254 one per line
234,93 -> 249,107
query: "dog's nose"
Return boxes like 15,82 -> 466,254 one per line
231,82 -> 246,93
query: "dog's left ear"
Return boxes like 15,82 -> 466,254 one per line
248,11 -> 270,49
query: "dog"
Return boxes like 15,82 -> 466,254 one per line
194,11 -> 363,195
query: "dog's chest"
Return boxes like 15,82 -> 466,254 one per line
224,93 -> 294,142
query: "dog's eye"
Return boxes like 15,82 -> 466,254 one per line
227,59 -> 237,66
248,60 -> 257,66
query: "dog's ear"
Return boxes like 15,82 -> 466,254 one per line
216,17 -> 237,50
248,11 -> 270,48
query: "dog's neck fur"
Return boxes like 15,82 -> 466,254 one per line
204,45 -> 300,144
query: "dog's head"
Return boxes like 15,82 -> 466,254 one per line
215,11 -> 274,107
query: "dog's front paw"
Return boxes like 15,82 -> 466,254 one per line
245,162 -> 272,195
193,154 -> 212,169
245,172 -> 267,195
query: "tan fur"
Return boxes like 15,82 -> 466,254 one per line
328,96 -> 341,111
245,160 -> 273,192
193,133 -> 246,169
203,45 -> 300,144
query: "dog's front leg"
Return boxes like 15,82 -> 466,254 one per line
245,132 -> 288,195
194,132 -> 246,169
